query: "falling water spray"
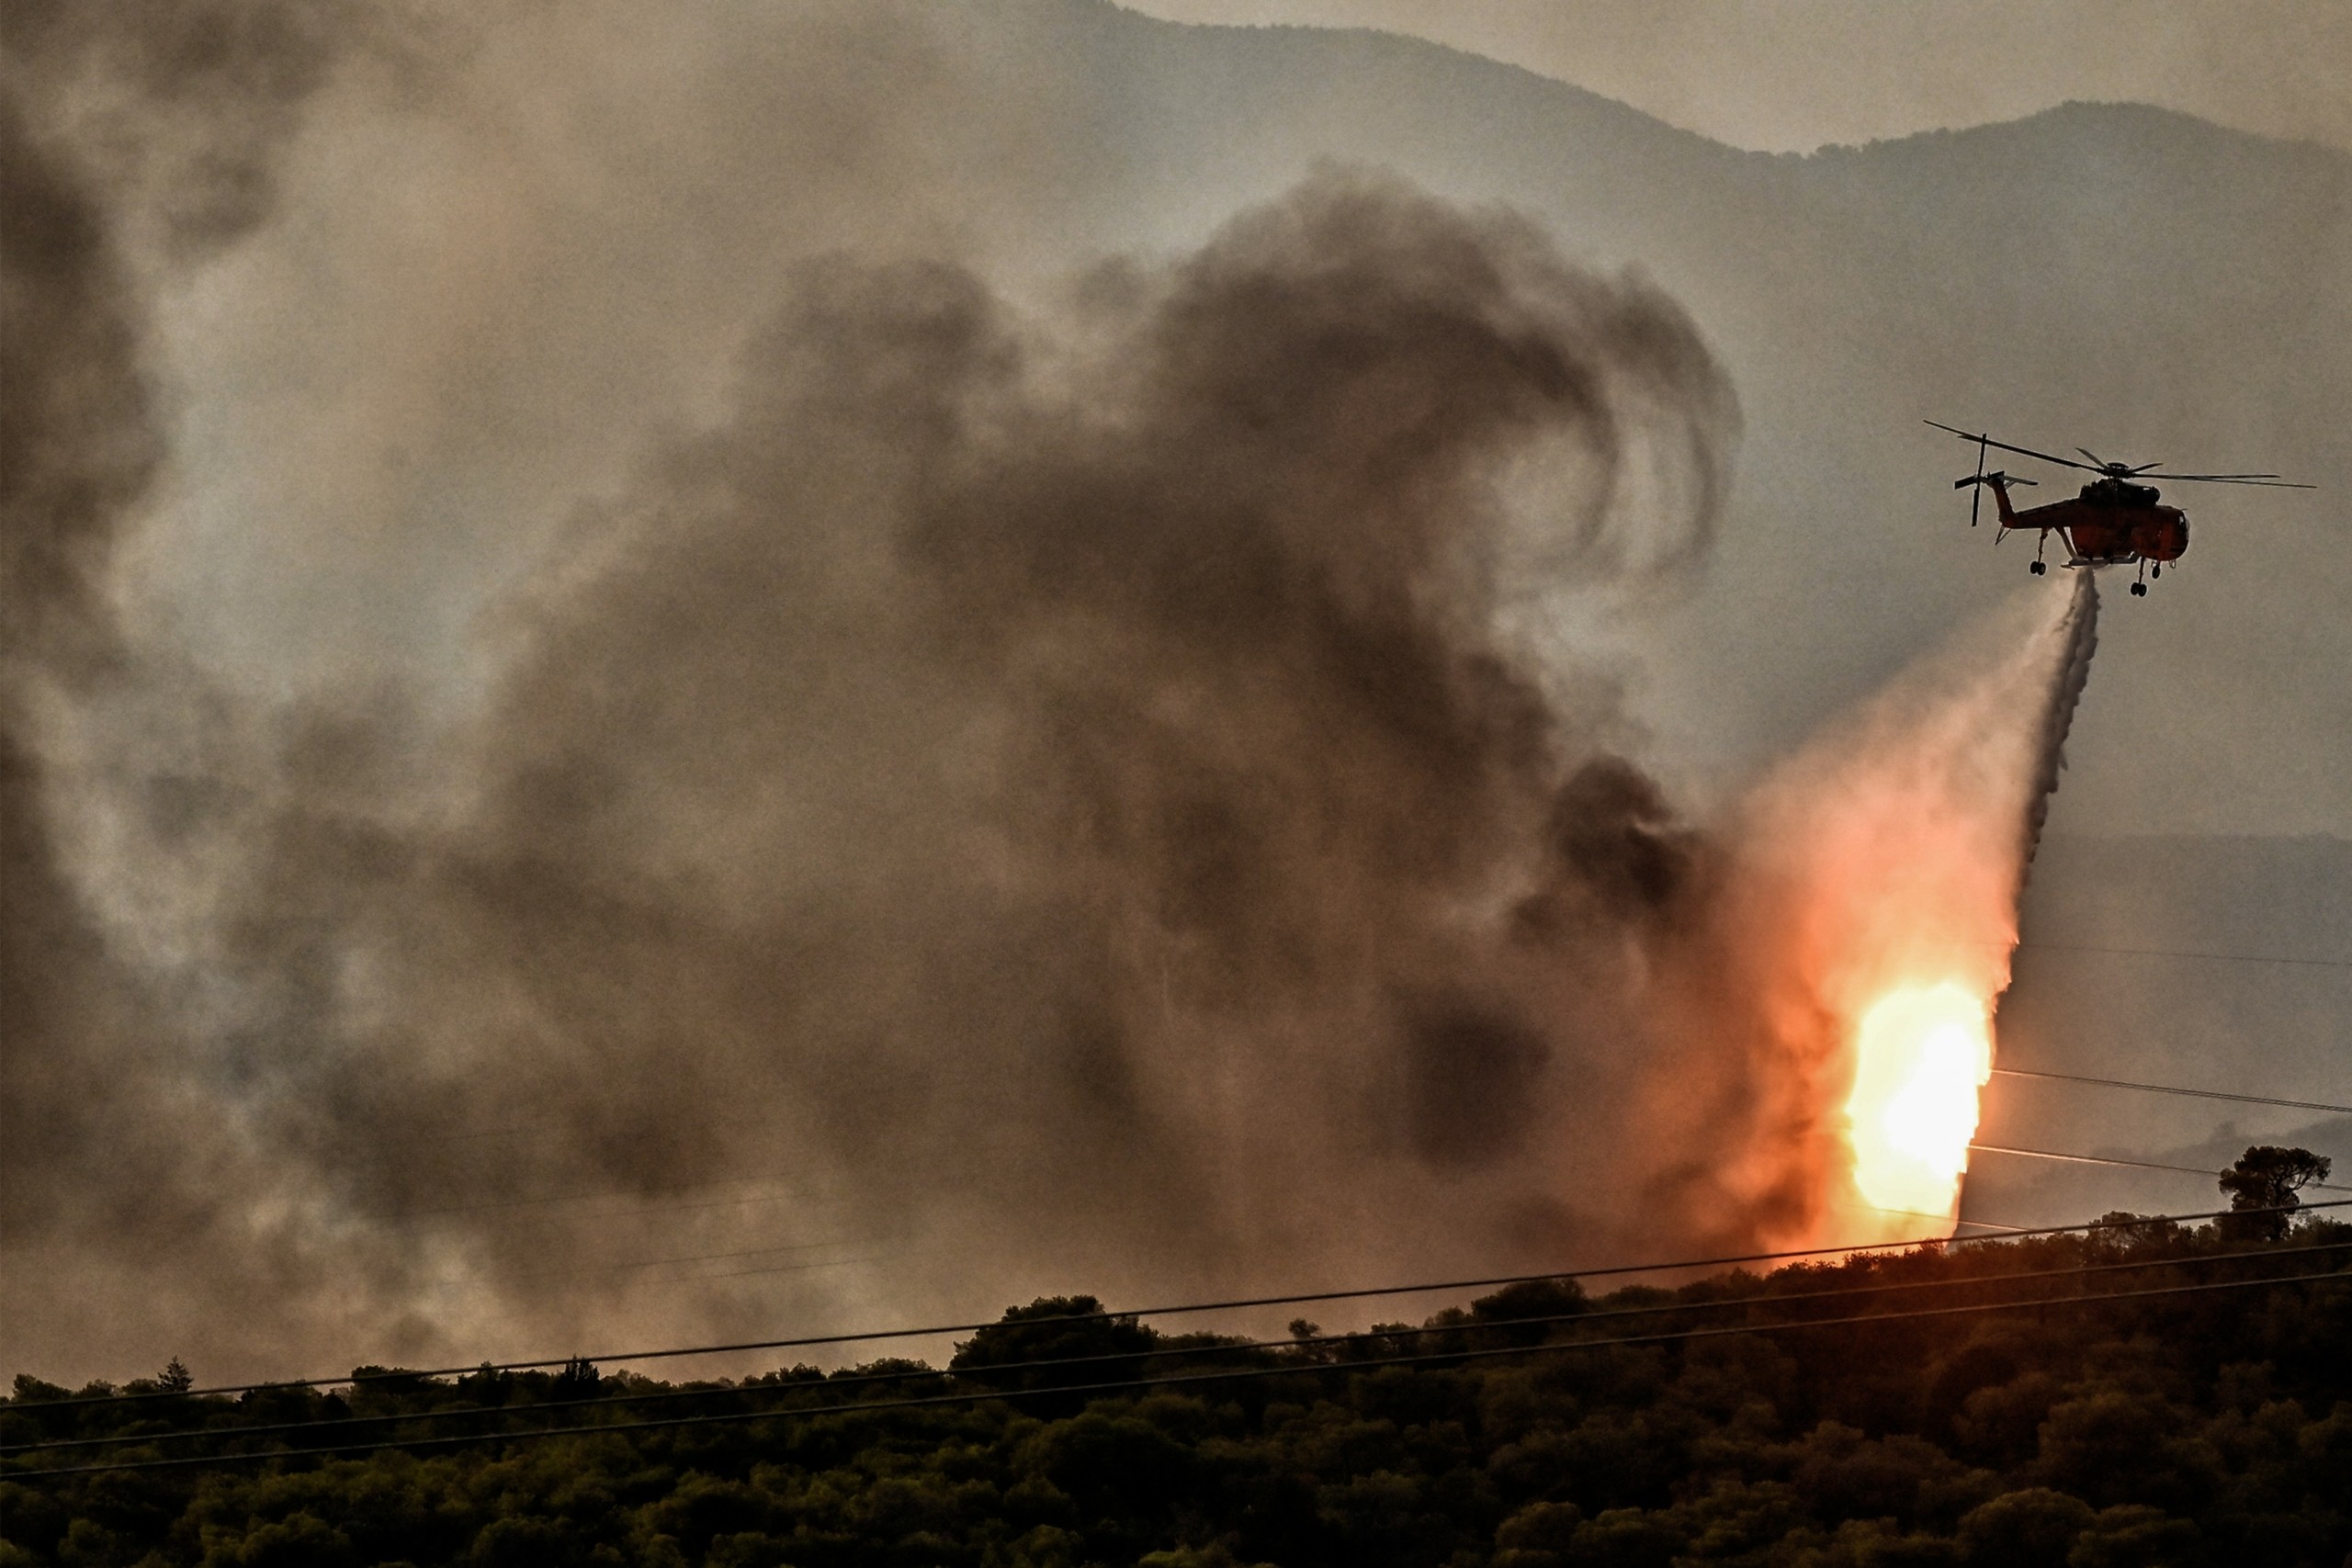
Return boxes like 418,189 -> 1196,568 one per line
1697,571 -> 2104,1249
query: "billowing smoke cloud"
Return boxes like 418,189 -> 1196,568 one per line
0,1 -> 348,256
0,89 -> 158,1268
4,3 -> 2101,1387
1,0 -> 1102,1382
19,166 -> 1741,1376
0,0 -> 368,1346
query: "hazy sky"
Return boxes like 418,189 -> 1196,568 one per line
1122,0 -> 2352,154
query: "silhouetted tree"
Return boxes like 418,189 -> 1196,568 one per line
1467,1276 -> 1587,1348
1284,1316 -> 1340,1365
951,1295 -> 1157,1405
157,1358 -> 192,1394
2087,1211 -> 2178,1254
2218,1145 -> 2333,1240
550,1356 -> 602,1401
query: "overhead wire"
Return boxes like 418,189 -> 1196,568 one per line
12,1235 -> 2345,1463
133,926 -> 2343,1239
2013,938 -> 2352,972
13,1197 -> 2346,1413
11,1260 -> 2346,1481
1970,1142 -> 2351,1191
381,914 -> 2335,1174
1871,1206 -> 2031,1234
1987,1066 -> 2350,1117
322,1059 -> 2352,1230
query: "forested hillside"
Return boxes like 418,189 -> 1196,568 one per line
6,1210 -> 2346,1567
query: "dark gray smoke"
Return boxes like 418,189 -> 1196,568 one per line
0,0 -> 393,1374
0,90 -> 159,1259
0,0 -> 348,254
4,0 -> 2112,1392
261,172 -> 1738,1340
5,135 -> 1751,1376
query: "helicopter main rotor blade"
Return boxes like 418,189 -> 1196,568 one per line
1928,423 -> 2315,489
2076,447 -> 2115,468
2154,474 -> 2316,488
1924,421 -> 2106,475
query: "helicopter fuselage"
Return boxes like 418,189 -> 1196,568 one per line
1930,419 -> 2309,594
1989,475 -> 2188,566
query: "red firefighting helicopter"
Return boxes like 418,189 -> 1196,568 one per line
1927,421 -> 2312,596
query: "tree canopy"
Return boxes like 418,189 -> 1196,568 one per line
2219,1145 -> 2335,1241
4,1207 -> 2347,1567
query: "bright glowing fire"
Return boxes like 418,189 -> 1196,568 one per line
1687,578 -> 2098,1251
1844,983 -> 1993,1217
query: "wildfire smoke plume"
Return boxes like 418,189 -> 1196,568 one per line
2,0 -> 2111,1379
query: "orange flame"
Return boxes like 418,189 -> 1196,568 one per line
1844,982 -> 1993,1218
1687,580 -> 2094,1251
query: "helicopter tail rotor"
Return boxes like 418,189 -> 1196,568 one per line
1955,469 -> 2035,528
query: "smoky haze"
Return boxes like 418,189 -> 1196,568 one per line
0,0 -> 2169,1388
2,0 -> 1162,1382
0,0 -> 370,1372
6,20 -> 1764,1374
350,172 -> 1739,1323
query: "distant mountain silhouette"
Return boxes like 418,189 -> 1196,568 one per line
972,4 -> 2346,838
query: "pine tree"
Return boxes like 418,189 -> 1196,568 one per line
2218,1145 -> 2333,1240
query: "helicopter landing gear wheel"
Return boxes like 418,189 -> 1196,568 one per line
2151,563 -> 2162,579
2130,581 -> 2148,597
2030,560 -> 2047,576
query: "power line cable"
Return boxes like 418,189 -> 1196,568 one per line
373,929 -> 2352,1158
338,1060 -> 2352,1223
2015,939 -> 2352,972
1970,1142 -> 2350,1190
516,1213 -> 2035,1292
14,1196 -> 2345,1413
12,1262 -> 2344,1481
24,1263 -> 2346,1474
1872,1206 -> 2030,1234
671,1257 -> 887,1285
15,1235 -> 2343,1461
1988,1066 -> 2351,1117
